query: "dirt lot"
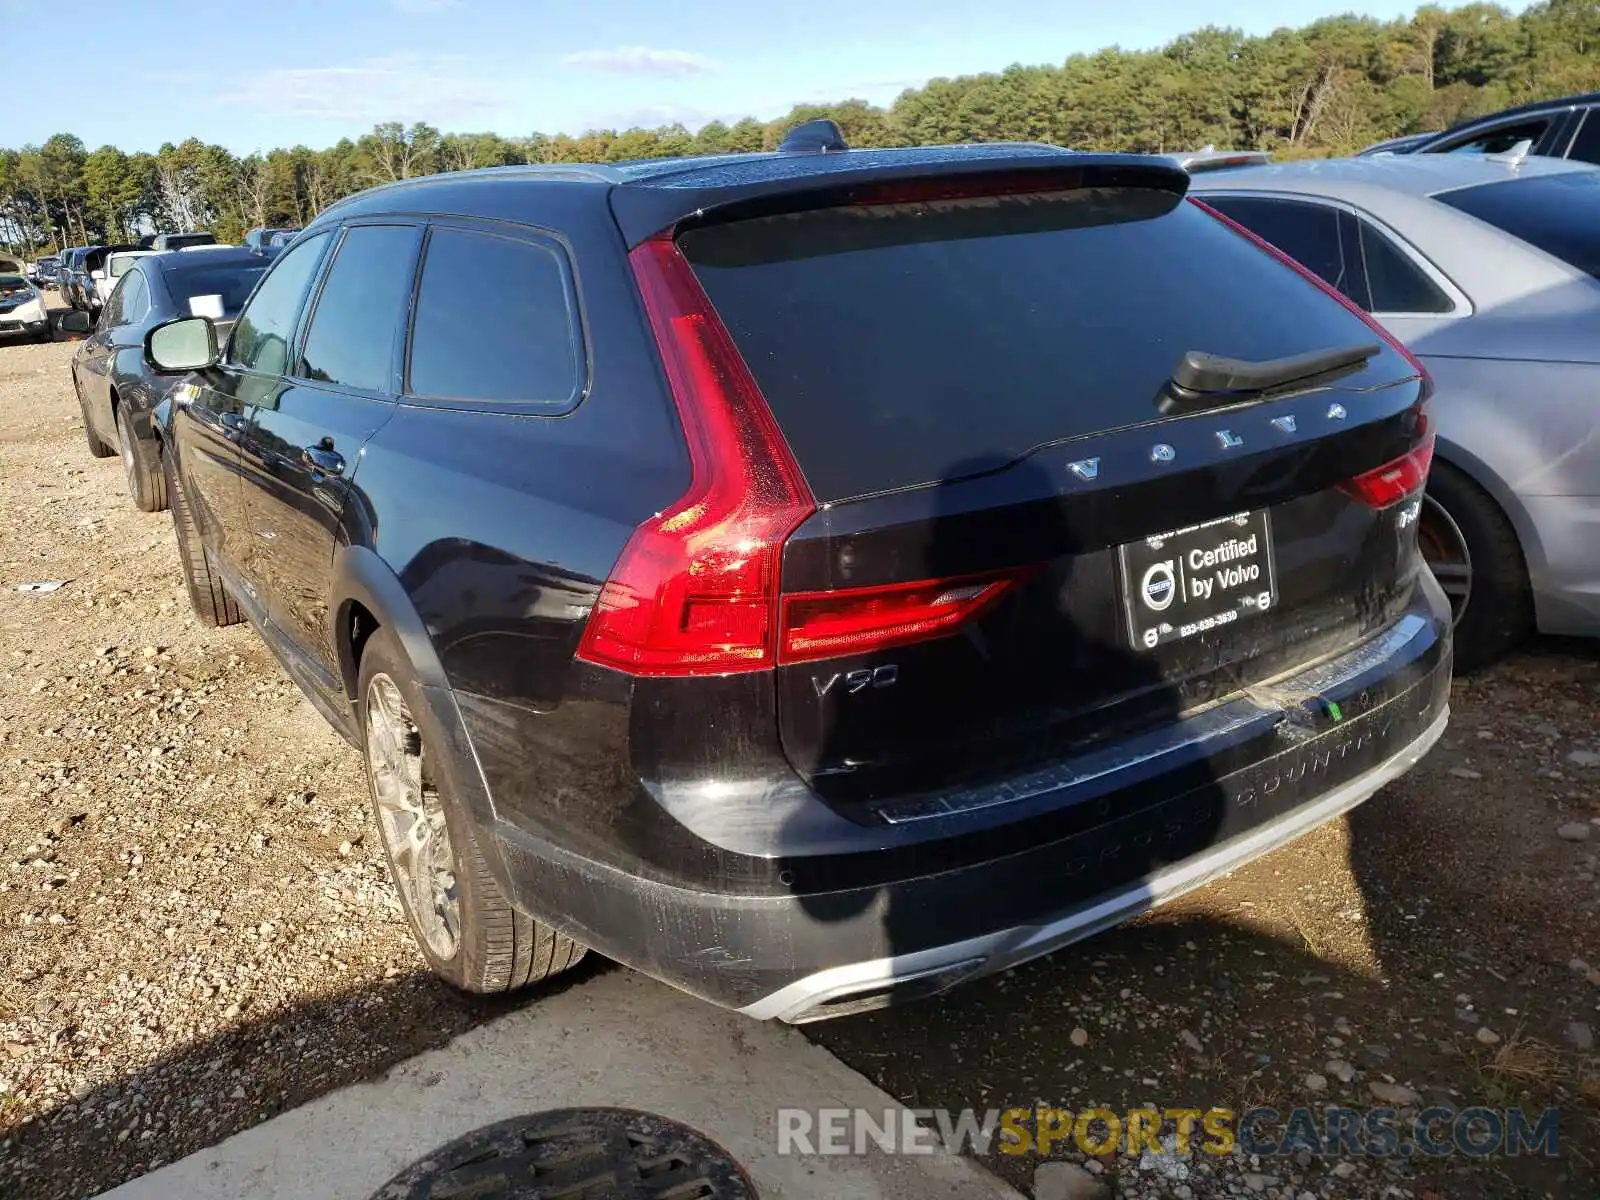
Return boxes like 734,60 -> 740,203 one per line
0,333 -> 1596,1200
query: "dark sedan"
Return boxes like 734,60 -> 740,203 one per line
62,247 -> 271,511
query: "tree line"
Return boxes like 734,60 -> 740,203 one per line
4,1 -> 1598,255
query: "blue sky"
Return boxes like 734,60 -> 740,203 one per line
13,0 -> 1469,153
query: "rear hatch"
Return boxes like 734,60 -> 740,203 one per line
675,179 -> 1430,802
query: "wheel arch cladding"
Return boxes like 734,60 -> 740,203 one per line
332,543 -> 510,858
330,544 -> 454,702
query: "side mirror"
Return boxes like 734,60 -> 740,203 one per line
146,316 -> 218,373
58,310 -> 92,334
90,269 -> 106,282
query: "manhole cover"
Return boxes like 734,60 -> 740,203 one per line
369,1107 -> 759,1200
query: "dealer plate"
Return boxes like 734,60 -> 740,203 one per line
1119,510 -> 1278,651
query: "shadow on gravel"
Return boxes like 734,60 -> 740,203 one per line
807,640 -> 1599,1198
0,954 -> 619,1200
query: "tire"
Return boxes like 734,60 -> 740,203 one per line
1421,460 -> 1532,672
116,402 -> 168,513
74,374 -> 116,458
162,446 -> 242,627
358,624 -> 586,994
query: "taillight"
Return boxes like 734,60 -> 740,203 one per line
575,235 -> 816,677
1342,423 -> 1436,509
780,569 -> 1032,664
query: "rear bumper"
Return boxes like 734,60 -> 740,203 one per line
486,599 -> 1450,1020
744,703 -> 1445,1020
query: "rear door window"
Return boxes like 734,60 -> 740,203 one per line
680,189 -> 1413,501
405,225 -> 581,408
299,224 -> 421,393
115,270 -> 150,325
1435,171 -> 1600,279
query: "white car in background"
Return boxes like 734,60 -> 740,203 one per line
103,249 -> 158,294
0,258 -> 52,344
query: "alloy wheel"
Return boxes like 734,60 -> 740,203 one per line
365,674 -> 461,960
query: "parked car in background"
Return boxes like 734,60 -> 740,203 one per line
148,231 -> 217,251
1190,153 -> 1600,668
62,247 -> 273,511
79,243 -> 141,312
0,267 -> 52,343
57,248 -> 91,309
1358,132 -> 1440,157
1366,92 -> 1600,164
105,249 -> 156,286
243,226 -> 299,251
32,256 -> 61,287
142,131 -> 1449,1018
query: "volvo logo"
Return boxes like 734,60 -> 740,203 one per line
1270,415 -> 1297,434
1215,430 -> 1243,449
1140,561 -> 1177,611
1150,443 -> 1176,463
1326,402 -> 1348,421
1067,457 -> 1100,481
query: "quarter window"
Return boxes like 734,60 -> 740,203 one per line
407,226 -> 580,406
1354,220 -> 1452,314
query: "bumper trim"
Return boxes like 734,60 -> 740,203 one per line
740,703 -> 1447,1023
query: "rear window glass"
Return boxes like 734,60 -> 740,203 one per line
1435,171 -> 1600,279
165,263 -> 269,315
680,190 -> 1413,502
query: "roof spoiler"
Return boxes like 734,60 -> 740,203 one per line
608,152 -> 1192,247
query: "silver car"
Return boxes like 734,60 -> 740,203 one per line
1189,153 -> 1600,668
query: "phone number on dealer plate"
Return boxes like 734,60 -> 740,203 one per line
1118,510 -> 1279,651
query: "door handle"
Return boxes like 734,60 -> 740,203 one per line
219,411 -> 247,441
302,443 -> 345,477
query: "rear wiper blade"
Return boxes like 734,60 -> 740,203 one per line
1156,341 -> 1382,416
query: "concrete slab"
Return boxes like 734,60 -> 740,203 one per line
98,968 -> 1020,1200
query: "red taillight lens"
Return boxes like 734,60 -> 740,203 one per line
1188,196 -> 1432,387
779,569 -> 1032,664
1342,428 -> 1436,509
575,235 -> 816,677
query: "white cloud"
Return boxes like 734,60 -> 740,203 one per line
561,46 -> 716,77
390,0 -> 457,11
224,56 -> 502,125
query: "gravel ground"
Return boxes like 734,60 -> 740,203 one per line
0,331 -> 1596,1200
